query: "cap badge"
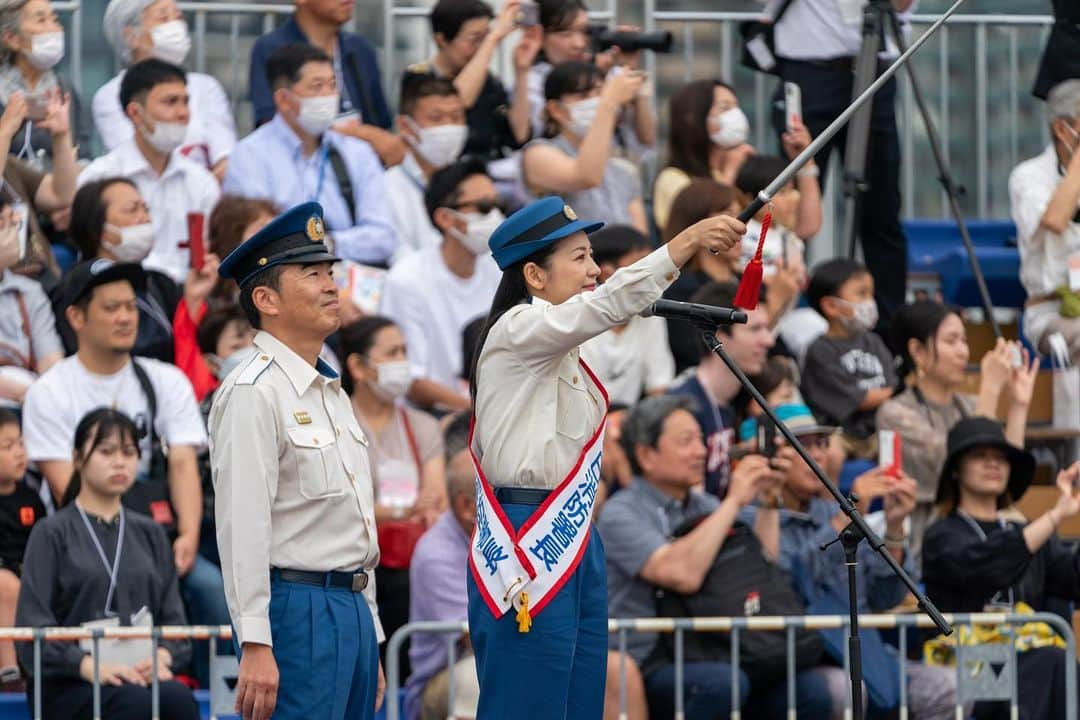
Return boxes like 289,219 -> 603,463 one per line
563,205 -> 577,221
306,216 -> 325,242
257,257 -> 268,266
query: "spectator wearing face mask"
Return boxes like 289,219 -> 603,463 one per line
76,59 -> 220,284
801,259 -> 897,456
385,76 -> 468,260
524,0 -> 656,158
522,61 -> 646,232
0,201 -> 61,407
224,42 -> 398,268
379,157 -> 502,412
339,316 -> 447,682
60,178 -> 220,371
96,0 -> 236,182
0,0 -> 86,170
405,0 -> 536,165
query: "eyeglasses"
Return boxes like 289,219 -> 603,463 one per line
452,198 -> 504,215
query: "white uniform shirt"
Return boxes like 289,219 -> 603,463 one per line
379,246 -> 501,392
474,246 -> 678,489
1010,144 -> 1080,346
580,315 -> 675,406
209,331 -> 382,647
384,152 -> 441,262
763,0 -> 917,60
22,355 -> 207,476
92,71 -> 238,169
77,140 -> 221,283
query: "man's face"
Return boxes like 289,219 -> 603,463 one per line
722,306 -> 774,375
132,80 -> 190,128
296,0 -> 353,26
257,262 -> 340,339
70,281 -> 139,355
408,93 -> 466,130
638,409 -> 707,488
277,60 -> 337,120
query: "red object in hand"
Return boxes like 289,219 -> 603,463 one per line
734,211 -> 771,310
187,212 -> 205,270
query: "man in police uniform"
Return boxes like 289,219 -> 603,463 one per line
210,202 -> 384,720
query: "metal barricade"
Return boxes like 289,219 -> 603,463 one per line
0,625 -> 235,720
385,612 -> 1078,720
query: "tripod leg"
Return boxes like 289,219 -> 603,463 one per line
841,3 -> 884,259
887,8 -> 1002,338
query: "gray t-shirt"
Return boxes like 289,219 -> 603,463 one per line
801,331 -> 898,439
0,269 -> 62,372
523,134 -> 641,226
596,478 -> 719,664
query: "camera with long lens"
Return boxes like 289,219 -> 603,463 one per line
587,25 -> 673,54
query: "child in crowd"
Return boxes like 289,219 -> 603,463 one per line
801,259 -> 897,456
0,410 -> 45,688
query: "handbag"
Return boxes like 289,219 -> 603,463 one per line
376,409 -> 427,570
739,0 -> 797,75
645,518 -> 823,683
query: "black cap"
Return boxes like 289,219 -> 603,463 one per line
60,259 -> 147,310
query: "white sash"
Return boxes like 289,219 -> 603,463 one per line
468,361 -> 607,621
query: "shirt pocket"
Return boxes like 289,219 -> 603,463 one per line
287,426 -> 346,500
555,367 -> 589,441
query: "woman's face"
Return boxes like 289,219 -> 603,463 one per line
542,9 -> 589,64
77,427 -> 138,498
129,0 -> 182,58
547,79 -> 601,132
915,313 -> 969,387
705,85 -> 739,138
100,181 -> 151,255
525,231 -> 600,305
958,446 -> 1010,499
349,324 -> 407,386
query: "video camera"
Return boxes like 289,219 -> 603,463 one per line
587,25 -> 673,54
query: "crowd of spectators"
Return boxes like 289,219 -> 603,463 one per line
0,0 -> 1072,718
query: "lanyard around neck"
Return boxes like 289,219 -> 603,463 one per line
76,503 -> 125,618
957,509 -> 1015,608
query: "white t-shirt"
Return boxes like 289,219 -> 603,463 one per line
22,355 -> 207,475
378,246 -> 501,391
384,152 -> 442,263
581,315 -> 675,406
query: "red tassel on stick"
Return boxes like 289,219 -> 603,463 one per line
733,211 -> 771,310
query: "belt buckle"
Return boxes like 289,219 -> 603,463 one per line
351,572 -> 368,592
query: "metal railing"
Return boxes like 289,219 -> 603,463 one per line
3,624 -> 235,720
639,9 -> 1054,221
385,611 -> 1078,720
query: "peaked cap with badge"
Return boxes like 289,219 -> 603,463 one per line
217,201 -> 339,286
487,196 -> 604,271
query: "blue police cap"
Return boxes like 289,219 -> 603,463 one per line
488,197 -> 603,271
218,201 -> 340,286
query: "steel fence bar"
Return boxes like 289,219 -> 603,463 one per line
898,623 -> 908,720
151,626 -> 160,720
32,631 -> 41,720
974,21 -> 988,218
939,23 -> 950,219
785,625 -> 796,720
730,625 -> 740,720
446,633 -> 457,717
92,633 -> 101,720
674,626 -> 684,720
209,635 -> 218,720
618,629 -> 628,720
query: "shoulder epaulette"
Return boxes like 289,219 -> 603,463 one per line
235,352 -> 273,386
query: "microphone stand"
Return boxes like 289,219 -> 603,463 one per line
694,320 -> 952,720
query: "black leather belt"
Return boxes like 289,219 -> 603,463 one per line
271,567 -> 369,592
494,487 -> 553,506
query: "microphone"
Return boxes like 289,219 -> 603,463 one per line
641,299 -> 748,326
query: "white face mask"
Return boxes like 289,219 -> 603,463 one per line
0,222 -> 19,268
26,31 -> 64,70
710,107 -> 750,148
368,360 -> 412,401
838,298 -> 879,333
104,222 -> 154,263
566,95 -> 601,137
149,20 -> 191,66
449,208 -> 505,256
406,118 -> 468,169
213,346 -> 257,381
294,93 -> 339,137
139,111 -> 187,154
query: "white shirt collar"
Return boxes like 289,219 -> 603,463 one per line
254,330 -> 338,396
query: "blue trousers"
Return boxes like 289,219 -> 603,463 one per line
254,577 -> 380,720
467,502 -> 608,720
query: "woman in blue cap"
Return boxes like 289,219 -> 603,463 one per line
466,195 -> 744,719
